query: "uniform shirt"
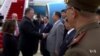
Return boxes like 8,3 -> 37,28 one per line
65,22 -> 100,56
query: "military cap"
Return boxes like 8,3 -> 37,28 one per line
66,0 -> 100,13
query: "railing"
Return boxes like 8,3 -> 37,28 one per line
0,0 -> 12,22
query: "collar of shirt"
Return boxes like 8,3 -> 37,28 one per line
67,28 -> 75,35
54,19 -> 61,25
44,23 -> 48,27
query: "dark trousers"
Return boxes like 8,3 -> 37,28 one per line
19,38 -> 39,56
40,39 -> 50,56
21,48 -> 34,56
20,43 -> 39,56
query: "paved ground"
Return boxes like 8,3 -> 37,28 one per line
19,50 -> 41,56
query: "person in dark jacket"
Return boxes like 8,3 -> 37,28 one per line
61,9 -> 67,23
61,9 -> 68,39
32,14 -> 44,54
59,19 -> 76,56
33,13 -> 44,33
40,16 -> 52,56
19,8 -> 43,56
2,20 -> 18,56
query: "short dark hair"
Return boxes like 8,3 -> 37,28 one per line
36,13 -> 41,19
25,8 -> 33,15
2,20 -> 15,33
55,12 -> 61,18
61,9 -> 66,13
44,16 -> 49,19
96,8 -> 100,15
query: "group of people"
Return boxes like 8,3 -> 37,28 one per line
1,0 -> 100,56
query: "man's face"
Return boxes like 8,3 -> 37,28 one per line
66,6 -> 76,28
43,17 -> 48,24
12,13 -> 18,20
28,9 -> 34,19
52,13 -> 57,22
61,12 -> 66,18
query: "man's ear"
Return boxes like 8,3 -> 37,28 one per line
70,7 -> 78,19
72,7 -> 79,18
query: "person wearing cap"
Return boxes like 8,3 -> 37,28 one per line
64,0 -> 100,56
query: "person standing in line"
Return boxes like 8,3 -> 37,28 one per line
61,9 -> 68,39
19,8 -> 43,56
61,9 -> 67,23
59,19 -> 76,56
40,16 -> 52,56
11,13 -> 20,40
64,0 -> 100,56
2,20 -> 18,56
32,14 -> 44,54
47,12 -> 64,56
